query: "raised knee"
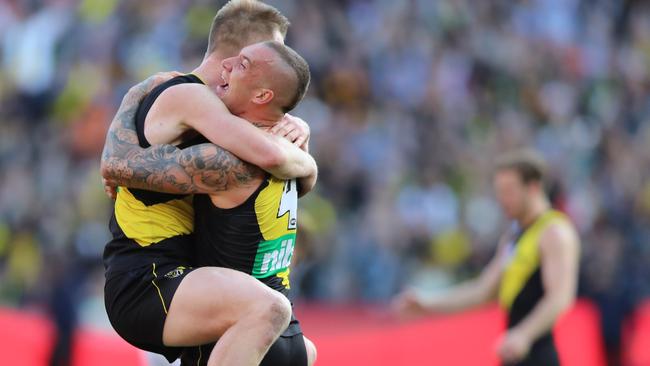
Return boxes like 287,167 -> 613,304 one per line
246,292 -> 291,348
263,293 -> 291,334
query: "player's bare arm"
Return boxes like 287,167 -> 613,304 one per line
394,236 -> 507,317
395,234 -> 510,316
498,220 -> 580,363
150,83 -> 315,179
101,79 -> 317,195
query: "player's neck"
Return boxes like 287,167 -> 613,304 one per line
519,197 -> 550,228
237,107 -> 283,129
192,55 -> 225,90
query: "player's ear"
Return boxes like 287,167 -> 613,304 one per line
252,88 -> 274,105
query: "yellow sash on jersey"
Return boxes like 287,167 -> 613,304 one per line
252,177 -> 298,287
114,188 -> 194,246
498,210 -> 568,309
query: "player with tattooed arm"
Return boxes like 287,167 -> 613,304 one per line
100,2 -> 316,366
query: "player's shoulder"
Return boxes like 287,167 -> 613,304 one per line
156,82 -> 225,113
539,213 -> 579,251
159,81 -> 213,98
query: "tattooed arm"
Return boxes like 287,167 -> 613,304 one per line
100,71 -> 180,194
148,83 -> 316,180
100,74 -> 256,194
103,142 -> 260,194
101,76 -> 316,194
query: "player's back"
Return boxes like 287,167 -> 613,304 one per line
192,176 -> 301,338
193,176 -> 298,294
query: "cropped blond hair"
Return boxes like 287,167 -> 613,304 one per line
206,0 -> 290,56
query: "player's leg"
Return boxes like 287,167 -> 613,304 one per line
162,266 -> 291,366
304,336 -> 317,366
259,332 -> 310,366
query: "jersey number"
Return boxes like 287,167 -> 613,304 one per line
277,179 -> 298,230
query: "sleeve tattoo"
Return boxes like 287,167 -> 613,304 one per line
100,80 -> 257,194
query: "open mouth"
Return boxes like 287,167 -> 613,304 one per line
217,71 -> 230,94
216,80 -> 229,97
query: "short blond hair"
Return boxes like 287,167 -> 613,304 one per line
207,0 -> 289,56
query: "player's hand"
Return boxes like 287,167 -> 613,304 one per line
496,329 -> 532,364
391,289 -> 430,320
126,71 -> 184,102
271,114 -> 310,148
103,178 -> 118,200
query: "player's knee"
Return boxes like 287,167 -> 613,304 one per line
266,293 -> 292,333
242,293 -> 290,349
255,292 -> 291,338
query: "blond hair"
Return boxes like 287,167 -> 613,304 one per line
207,0 -> 290,56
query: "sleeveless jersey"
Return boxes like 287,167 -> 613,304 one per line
193,177 -> 299,295
104,74 -> 208,274
498,209 -> 570,364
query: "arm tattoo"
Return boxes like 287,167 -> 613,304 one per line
101,80 -> 259,194
101,78 -> 154,166
105,143 -> 259,194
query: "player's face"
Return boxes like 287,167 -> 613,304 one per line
216,43 -> 277,114
494,169 -> 529,220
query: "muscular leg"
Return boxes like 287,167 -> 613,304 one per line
163,267 -> 291,366
304,336 -> 317,366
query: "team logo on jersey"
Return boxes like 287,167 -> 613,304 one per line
252,234 -> 296,278
164,266 -> 188,279
277,180 -> 298,230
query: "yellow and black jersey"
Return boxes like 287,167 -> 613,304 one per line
193,176 -> 298,295
498,209 -> 569,365
104,74 -> 208,275
499,209 -> 569,320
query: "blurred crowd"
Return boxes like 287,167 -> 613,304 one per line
0,0 -> 649,363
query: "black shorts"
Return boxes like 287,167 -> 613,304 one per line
104,236 -> 196,363
180,326 -> 307,366
260,331 -> 308,366
504,336 -> 560,366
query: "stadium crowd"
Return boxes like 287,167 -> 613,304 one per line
0,0 -> 648,363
